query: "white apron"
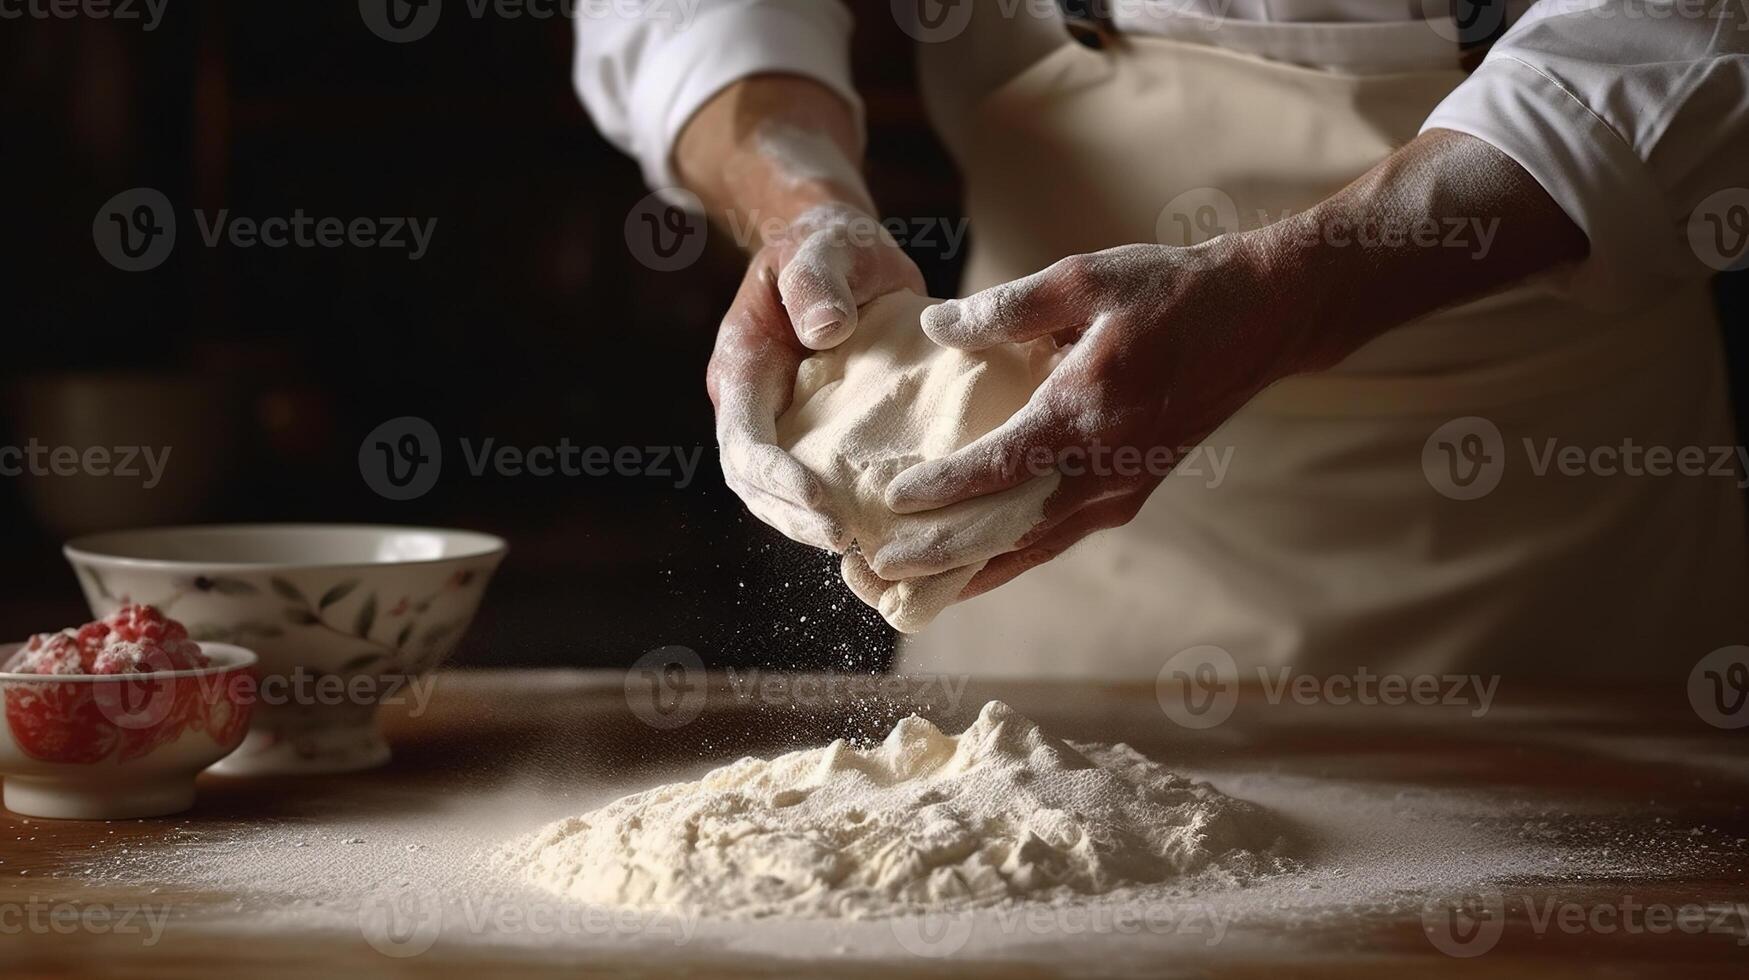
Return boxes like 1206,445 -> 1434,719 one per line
898,21 -> 1749,681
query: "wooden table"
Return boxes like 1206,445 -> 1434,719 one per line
3,670 -> 1745,977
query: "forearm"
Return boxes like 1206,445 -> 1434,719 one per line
1249,128 -> 1589,375
674,75 -> 874,250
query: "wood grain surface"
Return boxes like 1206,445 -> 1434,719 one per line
2,670 -> 1745,978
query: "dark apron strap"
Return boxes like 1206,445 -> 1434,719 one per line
1055,0 -> 1506,72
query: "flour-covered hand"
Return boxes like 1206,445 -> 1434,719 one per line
880,241 -> 1300,597
881,130 -> 1589,599
709,209 -> 924,552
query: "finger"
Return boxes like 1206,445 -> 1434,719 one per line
881,564 -> 983,634
708,269 -> 805,426
958,495 -> 1141,600
839,549 -> 892,611
884,404 -> 1056,514
778,241 -> 857,350
868,477 -> 1057,579
711,319 -> 825,511
844,549 -> 983,633
731,470 -> 848,552
921,255 -> 1091,351
720,439 -> 827,510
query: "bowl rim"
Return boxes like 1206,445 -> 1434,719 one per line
0,641 -> 259,684
63,523 -> 509,572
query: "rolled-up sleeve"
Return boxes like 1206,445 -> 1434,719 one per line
573,0 -> 861,197
1422,0 -> 1749,308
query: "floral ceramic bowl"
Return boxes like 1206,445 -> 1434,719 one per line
0,642 -> 257,819
64,524 -> 506,775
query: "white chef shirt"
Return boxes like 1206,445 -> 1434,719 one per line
573,0 -> 1749,308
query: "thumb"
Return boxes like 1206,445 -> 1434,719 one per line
778,247 -> 857,351
921,256 -> 1091,350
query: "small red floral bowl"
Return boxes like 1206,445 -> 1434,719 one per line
0,642 -> 257,819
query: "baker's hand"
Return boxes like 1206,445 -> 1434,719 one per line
877,241 -> 1298,597
875,129 -> 1590,600
707,205 -> 924,552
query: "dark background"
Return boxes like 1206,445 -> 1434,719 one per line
2,3 -> 1744,671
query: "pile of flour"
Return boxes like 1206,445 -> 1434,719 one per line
507,701 -> 1286,919
775,291 -> 1059,632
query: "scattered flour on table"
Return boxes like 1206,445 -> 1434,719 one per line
506,701 -> 1289,919
776,290 -> 1059,633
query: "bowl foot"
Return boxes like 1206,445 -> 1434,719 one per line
209,717 -> 391,776
4,776 -> 197,820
